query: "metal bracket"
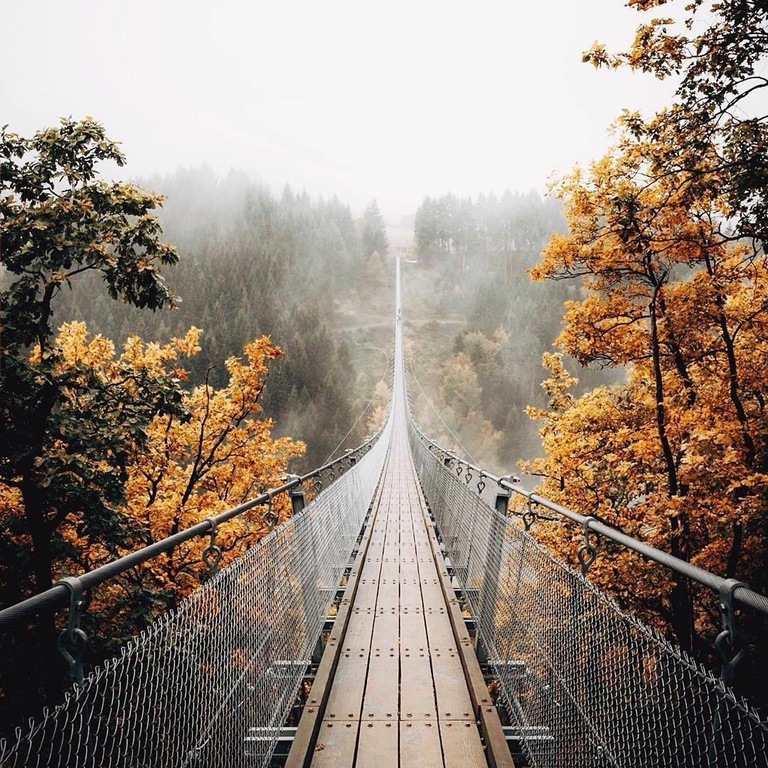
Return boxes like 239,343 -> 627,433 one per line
715,579 -> 749,685
201,518 -> 223,575
262,497 -> 279,531
577,517 -> 599,576
56,576 -> 88,684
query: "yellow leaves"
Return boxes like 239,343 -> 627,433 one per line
539,353 -> 577,407
531,233 -> 579,280
582,41 -> 616,69
120,327 -> 201,371
119,332 -> 303,598
18,321 -> 305,604
58,322 -> 115,368
169,327 -> 202,358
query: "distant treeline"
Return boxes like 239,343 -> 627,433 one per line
407,189 -> 615,471
58,168 -> 391,469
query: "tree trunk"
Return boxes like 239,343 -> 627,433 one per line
21,478 -> 63,706
703,254 -> 756,466
650,295 -> 679,497
650,292 -> 697,650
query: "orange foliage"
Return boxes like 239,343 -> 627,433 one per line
8,322 -> 304,609
526,140 -> 768,651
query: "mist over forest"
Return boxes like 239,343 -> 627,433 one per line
56,167 -> 396,471
56,169 -> 602,478
403,190 -> 619,474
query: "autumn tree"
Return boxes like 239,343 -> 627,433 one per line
526,1 -> 768,690
0,321 -> 304,730
0,122 -> 309,722
585,0 -> 768,246
0,119 -> 189,702
49,324 -> 303,616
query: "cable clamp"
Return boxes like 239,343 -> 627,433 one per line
715,579 -> 749,685
56,576 -> 88,684
201,517 -> 223,575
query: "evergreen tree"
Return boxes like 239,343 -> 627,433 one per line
360,199 -> 389,258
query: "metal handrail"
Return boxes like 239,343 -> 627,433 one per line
0,428 -> 385,630
408,420 -> 768,619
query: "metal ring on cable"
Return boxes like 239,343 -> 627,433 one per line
522,501 -> 537,531
262,498 -> 279,531
577,517 -> 599,576
201,518 -> 223,575
55,576 -> 89,684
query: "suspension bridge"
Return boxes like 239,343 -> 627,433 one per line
1,256 -> 767,767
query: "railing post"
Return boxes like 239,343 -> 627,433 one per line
477,488 -> 509,666
289,476 -> 306,516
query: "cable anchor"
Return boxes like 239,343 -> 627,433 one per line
56,576 -> 89,684
201,518 -> 223,575
262,496 -> 279,531
522,500 -> 537,531
715,579 -> 749,685
577,517 -> 599,576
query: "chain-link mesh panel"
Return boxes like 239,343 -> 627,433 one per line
0,427 -> 389,768
409,429 -> 768,768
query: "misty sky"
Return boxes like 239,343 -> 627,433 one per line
2,0 -> 671,218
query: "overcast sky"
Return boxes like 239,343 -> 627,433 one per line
2,0 -> 671,218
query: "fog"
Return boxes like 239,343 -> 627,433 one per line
1,0 -> 670,217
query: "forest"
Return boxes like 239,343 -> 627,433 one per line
0,128 -> 393,728
404,189 -> 618,472
2,0 -> 768,743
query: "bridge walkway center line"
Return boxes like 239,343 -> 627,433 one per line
285,254 -> 514,767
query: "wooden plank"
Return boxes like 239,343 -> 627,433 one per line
430,642 -> 475,720
399,612 -> 437,721
361,612 -> 399,719
376,574 -> 399,611
439,720 -> 488,768
400,575 -> 422,606
324,609 -> 375,721
400,721 -> 444,768
410,491 -> 477,724
309,721 -> 357,768
355,720 -> 398,768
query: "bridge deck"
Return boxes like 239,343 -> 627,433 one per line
286,257 -> 512,768
288,416 -> 495,768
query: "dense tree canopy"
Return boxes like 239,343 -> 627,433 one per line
525,0 -> 768,701
0,121 -> 304,730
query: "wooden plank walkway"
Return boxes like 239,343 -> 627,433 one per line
286,256 -> 513,768
287,416 -> 513,767
309,422 -> 487,768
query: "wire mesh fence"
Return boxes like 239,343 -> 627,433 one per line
408,426 -> 768,768
0,423 -> 389,768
